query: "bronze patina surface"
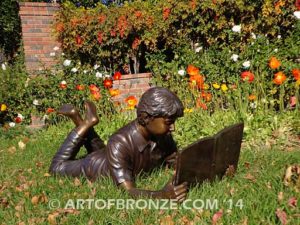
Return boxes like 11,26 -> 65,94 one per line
49,87 -> 187,201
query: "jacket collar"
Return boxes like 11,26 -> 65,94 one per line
133,120 -> 157,152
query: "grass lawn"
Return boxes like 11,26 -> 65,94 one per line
0,110 -> 299,224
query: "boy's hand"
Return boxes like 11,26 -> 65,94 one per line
165,152 -> 178,169
161,181 -> 188,203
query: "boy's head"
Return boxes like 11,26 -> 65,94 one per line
137,87 -> 184,135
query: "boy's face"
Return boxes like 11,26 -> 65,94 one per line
145,116 -> 176,136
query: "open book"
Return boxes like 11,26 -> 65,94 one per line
174,122 -> 244,186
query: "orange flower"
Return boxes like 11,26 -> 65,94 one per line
98,14 -> 106,24
248,94 -> 256,101
132,37 -> 141,50
196,98 -> 208,110
292,69 -> 300,81
89,84 -> 100,93
103,79 -> 113,88
269,57 -> 281,69
163,7 -> 171,20
76,84 -> 85,91
241,71 -> 255,83
91,91 -> 101,101
135,11 -> 142,18
109,89 -> 120,97
201,92 -> 212,102
273,71 -> 286,85
113,71 -> 122,80
125,96 -> 138,109
189,74 -> 204,88
46,108 -> 55,114
187,65 -> 200,76
189,0 -> 197,10
56,22 -> 64,32
97,32 -> 103,44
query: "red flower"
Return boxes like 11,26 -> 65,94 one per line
292,69 -> 300,81
89,84 -> 100,93
273,71 -> 286,85
241,71 -> 255,83
97,32 -> 103,44
125,96 -> 138,108
76,35 -> 83,46
15,117 -> 22,123
163,8 -> 171,20
60,81 -> 67,89
296,0 -> 300,10
76,84 -> 85,91
103,79 -> 113,88
46,108 -> 55,114
113,71 -> 122,80
110,29 -> 116,37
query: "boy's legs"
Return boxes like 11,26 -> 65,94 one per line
49,101 -> 103,177
57,103 -> 105,153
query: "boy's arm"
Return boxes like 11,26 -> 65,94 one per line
119,180 -> 188,203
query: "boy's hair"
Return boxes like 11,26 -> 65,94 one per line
137,87 -> 184,125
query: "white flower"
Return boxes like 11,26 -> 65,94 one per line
33,99 -> 40,106
53,46 -> 60,51
17,113 -> 24,120
18,141 -> 26,150
50,52 -> 56,57
232,25 -> 241,33
9,122 -> 15,127
95,72 -> 103,78
230,54 -> 239,62
194,43 -> 200,47
178,69 -> 185,76
249,102 -> 257,109
104,74 -> 111,78
195,46 -> 203,53
63,59 -> 71,67
251,32 -> 257,39
71,67 -> 78,73
61,80 -> 67,85
274,48 -> 278,53
293,11 -> 300,19
93,64 -> 100,70
242,60 -> 251,68
61,53 -> 65,56
277,35 -> 281,39
1,63 -> 6,71
83,70 -> 88,74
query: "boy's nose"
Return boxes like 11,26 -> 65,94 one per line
169,124 -> 175,132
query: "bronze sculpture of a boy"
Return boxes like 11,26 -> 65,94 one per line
49,87 -> 188,202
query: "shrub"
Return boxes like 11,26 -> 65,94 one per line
0,0 -> 21,61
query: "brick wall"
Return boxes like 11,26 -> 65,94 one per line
19,2 -> 61,72
112,73 -> 152,102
